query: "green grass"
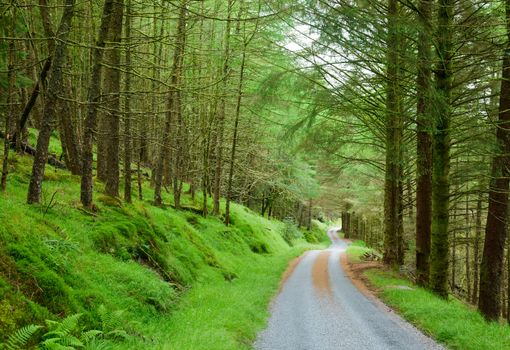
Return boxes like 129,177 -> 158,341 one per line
346,240 -> 374,262
345,239 -> 510,349
364,268 -> 510,350
0,137 -> 326,348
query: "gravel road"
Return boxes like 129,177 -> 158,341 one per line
254,228 -> 444,350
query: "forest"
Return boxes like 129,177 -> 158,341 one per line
1,0 -> 510,349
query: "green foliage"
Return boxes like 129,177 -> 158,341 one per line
346,240 -> 376,262
281,218 -> 303,245
0,149 -> 311,348
302,221 -> 328,244
3,307 -> 132,350
97,306 -> 128,340
1,325 -> 41,350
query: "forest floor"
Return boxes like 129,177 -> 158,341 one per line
0,136 -> 328,349
345,241 -> 510,350
254,234 -> 442,350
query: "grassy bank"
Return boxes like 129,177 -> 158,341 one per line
0,145 -> 327,348
346,241 -> 510,350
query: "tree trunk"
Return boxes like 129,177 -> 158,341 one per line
466,195 -> 471,301
307,199 -> 312,231
225,25 -> 248,225
103,0 -> 124,198
430,0 -> 453,299
1,3 -> 16,191
123,0 -> 132,203
154,0 -> 187,207
14,58 -> 52,148
81,0 -> 116,209
27,0 -> 75,204
415,0 -> 433,287
383,0 -> 402,266
212,0 -> 234,216
479,0 -> 510,320
472,188 -> 483,304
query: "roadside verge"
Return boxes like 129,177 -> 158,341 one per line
343,240 -> 510,350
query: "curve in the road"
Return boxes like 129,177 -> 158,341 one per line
254,228 -> 444,350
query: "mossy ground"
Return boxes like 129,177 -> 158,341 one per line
0,138 -> 327,348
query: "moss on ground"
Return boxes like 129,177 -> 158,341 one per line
0,141 -> 325,348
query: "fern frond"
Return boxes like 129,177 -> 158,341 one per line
55,314 -> 82,335
105,329 -> 128,340
80,330 -> 102,343
58,335 -> 83,348
98,306 -> 124,333
4,325 -> 41,350
44,320 -> 60,332
82,339 -> 112,350
38,337 -> 74,350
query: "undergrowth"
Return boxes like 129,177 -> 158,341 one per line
345,238 -> 510,350
365,269 -> 510,350
0,142 -> 327,348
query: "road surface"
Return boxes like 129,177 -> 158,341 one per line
254,228 -> 444,350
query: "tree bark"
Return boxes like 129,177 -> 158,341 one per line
430,0 -> 453,299
103,0 -> 124,198
154,0 -> 187,207
212,0 -> 234,216
27,0 -> 75,204
225,22 -> 248,225
123,0 -> 132,203
80,0 -> 116,209
479,0 -> 510,320
383,0 -> 403,266
472,188 -> 483,304
415,0 -> 433,287
1,3 -> 16,191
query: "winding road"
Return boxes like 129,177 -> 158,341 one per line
254,228 -> 444,350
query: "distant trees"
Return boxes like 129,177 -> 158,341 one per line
294,0 -> 510,322
0,0 -> 320,229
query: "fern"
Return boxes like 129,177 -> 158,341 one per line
97,306 -> 124,333
80,330 -> 102,344
39,313 -> 84,350
38,337 -> 75,350
45,314 -> 82,335
81,339 -> 112,350
3,325 -> 41,350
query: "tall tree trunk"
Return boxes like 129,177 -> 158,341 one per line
123,0 -> 132,203
472,188 -> 483,304
104,0 -> 124,198
479,0 -> 510,320
80,0 -> 115,209
383,0 -> 402,266
1,3 -> 16,191
212,0 -> 234,216
58,78 -> 82,175
154,0 -> 187,207
27,0 -> 75,204
430,0 -> 453,299
225,28 -> 248,225
14,59 -> 51,148
465,195 -> 471,300
415,0 -> 433,287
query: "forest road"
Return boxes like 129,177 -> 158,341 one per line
254,228 -> 444,350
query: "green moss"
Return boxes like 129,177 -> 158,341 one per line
0,146 -> 309,347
